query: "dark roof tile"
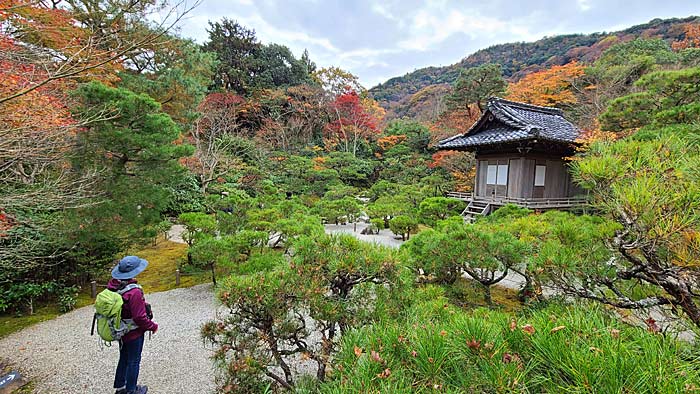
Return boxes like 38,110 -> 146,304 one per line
437,98 -> 581,149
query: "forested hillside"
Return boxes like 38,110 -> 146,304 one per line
372,16 -> 699,120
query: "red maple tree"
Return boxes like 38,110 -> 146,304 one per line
325,88 -> 380,156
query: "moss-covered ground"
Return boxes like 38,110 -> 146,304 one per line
126,240 -> 208,293
445,277 -> 523,312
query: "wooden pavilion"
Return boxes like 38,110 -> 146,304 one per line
437,97 -> 587,221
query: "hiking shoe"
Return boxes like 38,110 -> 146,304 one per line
126,386 -> 148,394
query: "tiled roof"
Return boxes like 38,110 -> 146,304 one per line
437,97 -> 582,149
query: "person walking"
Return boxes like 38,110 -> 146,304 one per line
108,256 -> 159,394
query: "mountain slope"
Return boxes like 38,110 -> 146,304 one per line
371,16 -> 699,119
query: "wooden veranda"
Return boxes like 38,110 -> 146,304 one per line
445,191 -> 588,222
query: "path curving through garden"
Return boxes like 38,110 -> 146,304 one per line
0,284 -> 219,394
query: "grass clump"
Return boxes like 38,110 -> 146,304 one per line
321,292 -> 700,393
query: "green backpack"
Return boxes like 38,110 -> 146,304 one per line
91,284 -> 140,343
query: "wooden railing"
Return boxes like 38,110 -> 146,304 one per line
445,191 -> 473,200
446,191 -> 587,210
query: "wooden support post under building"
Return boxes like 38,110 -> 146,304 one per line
175,269 -> 181,286
91,280 -> 97,298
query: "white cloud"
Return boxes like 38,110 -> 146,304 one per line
237,14 -> 339,53
397,5 -> 539,51
371,3 -> 396,20
576,0 -> 592,11
338,47 -> 401,61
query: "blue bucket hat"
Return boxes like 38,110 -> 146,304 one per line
112,255 -> 149,280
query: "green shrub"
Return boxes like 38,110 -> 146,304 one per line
418,197 -> 466,226
0,282 -> 55,315
57,285 -> 79,313
235,251 -> 285,275
369,218 -> 385,233
487,204 -> 532,221
203,234 -> 411,392
403,221 -> 529,304
389,215 -> 418,240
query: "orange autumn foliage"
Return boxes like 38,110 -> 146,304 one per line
429,105 -> 481,144
0,0 -> 87,51
428,151 -> 454,169
429,150 -> 476,192
311,156 -> 327,170
672,23 -> 700,51
573,119 -> 626,153
451,169 -> 475,192
506,62 -> 584,107
0,0 -> 156,104
0,50 -> 74,131
376,134 -> 407,151
0,209 -> 16,237
0,35 -> 77,177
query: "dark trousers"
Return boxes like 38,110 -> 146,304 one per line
114,334 -> 144,393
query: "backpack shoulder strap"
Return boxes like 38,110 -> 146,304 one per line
116,284 -> 142,295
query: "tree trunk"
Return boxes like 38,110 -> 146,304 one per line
210,263 -> 216,286
620,246 -> 700,328
660,278 -> 700,328
512,268 -> 538,303
265,331 -> 294,388
317,324 -> 335,382
482,284 -> 492,306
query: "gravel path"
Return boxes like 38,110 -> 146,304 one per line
166,224 -> 186,244
0,284 -> 219,394
323,222 -> 405,249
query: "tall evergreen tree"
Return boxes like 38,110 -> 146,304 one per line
446,63 -> 506,113
69,82 -> 193,266
204,19 -> 314,95
204,19 -> 261,93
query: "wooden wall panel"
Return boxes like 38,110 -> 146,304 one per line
522,159 -> 535,199
544,160 -> 567,198
507,158 -> 522,198
476,160 -> 488,197
473,154 -> 578,200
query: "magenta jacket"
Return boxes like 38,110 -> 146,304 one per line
107,278 -> 158,343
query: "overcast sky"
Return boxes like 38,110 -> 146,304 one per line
175,0 -> 699,88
